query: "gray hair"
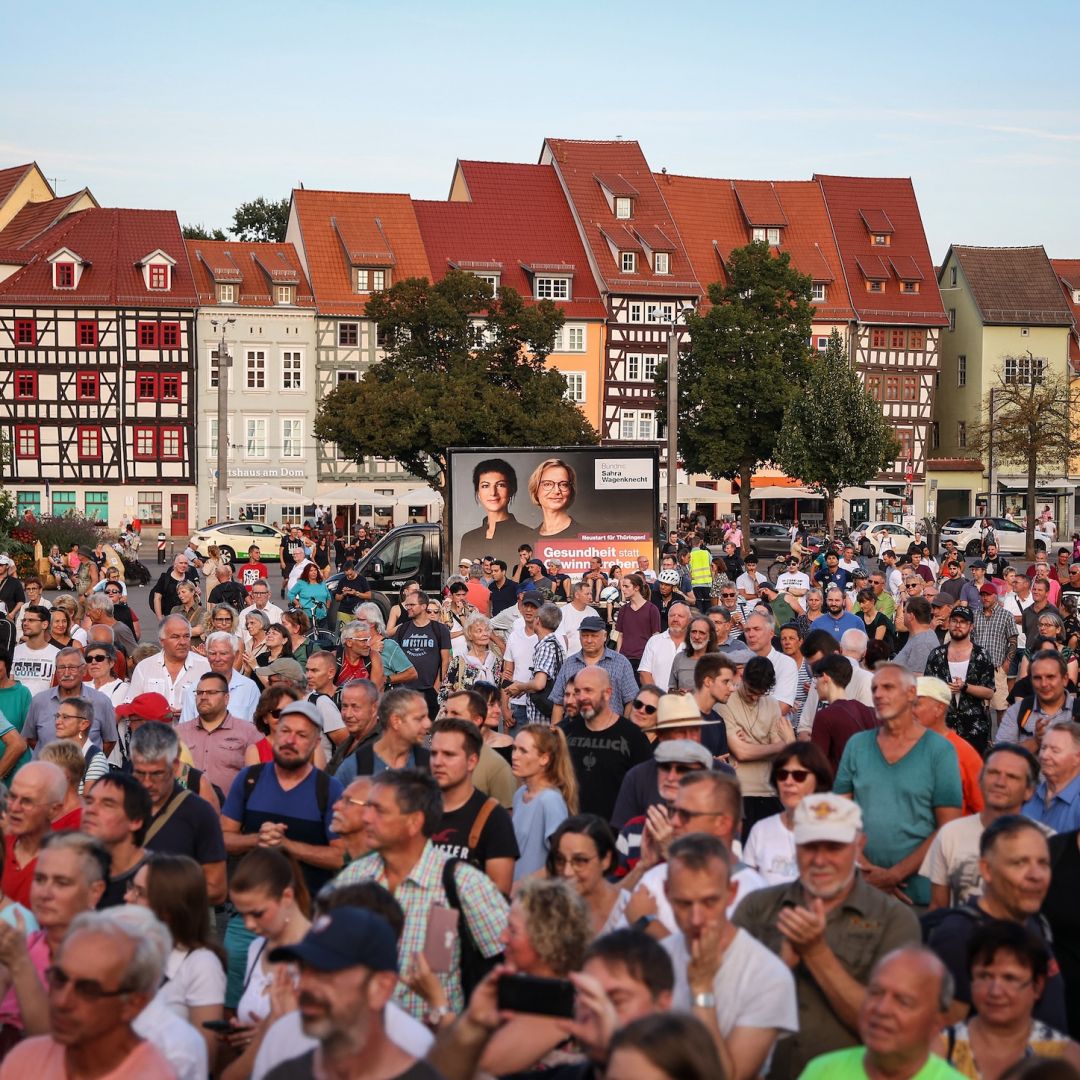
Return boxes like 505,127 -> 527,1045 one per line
85,593 -> 114,617
446,574 -> 467,588
158,614 -> 191,641
747,608 -> 776,632
341,679 -> 379,705
463,612 -> 492,640
87,624 -> 115,644
66,907 -> 168,995
356,603 -> 386,634
205,630 -> 240,654
40,830 -> 110,885
129,721 -> 180,766
537,603 -> 563,632
244,609 -> 271,632
95,904 -> 173,975
806,587 -> 823,604
871,661 -> 917,691
340,620 -> 371,643
840,628 -> 868,660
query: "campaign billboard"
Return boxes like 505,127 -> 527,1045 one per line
448,446 -> 660,576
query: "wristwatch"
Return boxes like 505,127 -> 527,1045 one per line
425,1004 -> 453,1028
692,991 -> 716,1009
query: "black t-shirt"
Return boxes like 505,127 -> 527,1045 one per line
432,788 -> 520,869
209,580 -> 248,610
266,1052 -> 441,1080
145,784 -> 227,865
152,571 -> 184,616
394,619 -> 450,689
98,853 -> 150,909
700,707 -> 730,757
561,715 -> 653,822
0,576 -> 25,615
337,575 -> 371,615
489,579 -> 518,616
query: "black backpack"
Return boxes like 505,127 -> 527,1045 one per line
0,617 -> 14,661
442,857 -> 502,999
239,763 -> 332,817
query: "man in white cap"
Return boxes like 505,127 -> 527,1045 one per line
734,793 -> 921,1077
914,676 -> 985,816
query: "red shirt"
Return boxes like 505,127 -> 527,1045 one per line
52,807 -> 82,831
336,655 -> 369,685
238,561 -> 269,591
2,835 -> 36,908
465,581 -> 491,616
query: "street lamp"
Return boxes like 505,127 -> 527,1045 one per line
210,317 -> 235,523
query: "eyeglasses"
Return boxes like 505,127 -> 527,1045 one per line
195,689 -> 226,696
631,700 -> 658,715
721,593 -> 736,599
776,768 -> 811,783
55,665 -> 84,673
45,966 -> 134,1002
539,480 -> 572,493
85,654 -> 109,664
658,762 -> 699,775
970,971 -> 1034,992
552,853 -> 598,870
670,806 -> 725,823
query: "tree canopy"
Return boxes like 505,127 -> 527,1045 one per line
313,270 -> 598,494
655,242 -> 815,548
775,329 -> 899,535
181,223 -> 227,241
230,197 -> 289,243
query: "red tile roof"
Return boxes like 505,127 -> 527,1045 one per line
655,173 -> 855,321
543,139 -> 701,297
289,190 -> 431,316
816,175 -> 947,326
413,160 -> 606,320
0,190 -> 89,251
732,181 -> 788,227
0,164 -> 38,211
185,239 -> 314,307
0,207 -> 198,307
1050,259 -> 1080,369
945,246 -> 1074,327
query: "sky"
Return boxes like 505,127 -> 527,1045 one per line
5,1 -> 1080,261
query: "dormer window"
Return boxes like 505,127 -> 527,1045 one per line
149,264 -> 169,290
55,262 -> 75,289
615,197 -> 632,220
621,252 -> 636,273
1073,290 -> 1080,305
475,273 -> 499,296
138,249 -> 176,292
276,285 -> 294,305
868,281 -> 884,293
901,281 -> 920,295
811,283 -> 826,302
218,284 -> 235,304
752,227 -> 781,245
654,252 -> 670,275
873,234 -> 890,247
356,268 -> 388,293
535,276 -> 570,301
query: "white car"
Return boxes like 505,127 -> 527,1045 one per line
938,516 -> 1050,558
850,521 -> 916,554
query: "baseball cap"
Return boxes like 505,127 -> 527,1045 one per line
979,584 -> 997,596
526,558 -> 547,571
0,555 -> 13,568
268,908 -> 398,973
278,700 -> 324,730
950,605 -> 975,622
658,569 -> 680,586
929,594 -> 954,608
519,592 -> 544,608
970,559 -> 987,569
654,739 -> 713,769
115,693 -> 171,722
916,676 -> 952,706
255,657 -> 306,682
579,615 -> 607,633
719,644 -> 756,666
757,581 -> 778,595
793,794 -> 863,845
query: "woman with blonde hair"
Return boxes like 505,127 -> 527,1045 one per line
171,580 -> 206,646
511,723 -> 578,880
528,458 -> 578,539
442,612 -> 503,697
200,544 -> 225,581
51,593 -> 88,646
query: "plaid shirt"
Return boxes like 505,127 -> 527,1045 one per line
525,634 -> 564,724
336,840 -> 508,1017
971,602 -> 1018,668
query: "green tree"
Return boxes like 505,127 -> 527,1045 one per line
230,197 -> 289,243
313,270 -> 599,495
774,329 -> 899,537
182,223 -> 227,240
966,355 -> 1078,557
656,242 -> 815,551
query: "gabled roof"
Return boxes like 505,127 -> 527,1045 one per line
542,139 -> 701,297
816,174 -> 947,326
655,173 -> 855,321
1051,259 -> 1080,370
732,181 -> 788,227
0,207 -> 198,306
941,245 -> 1075,327
0,189 -> 94,251
413,160 -> 606,320
186,240 -> 314,308
289,190 -> 431,316
0,164 -> 46,212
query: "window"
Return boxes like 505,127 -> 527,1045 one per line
957,355 -> 967,387
137,373 -> 157,401
870,328 -> 887,349
643,355 -> 658,381
615,197 -> 632,219
908,329 -> 925,350
950,266 -> 958,287
85,492 -> 108,522
77,319 -> 97,347
14,371 -> 36,400
629,302 -> 643,323
1074,290 -> 1080,305
898,429 -> 914,459
1004,355 -> 1046,384
948,308 -> 956,331
902,376 -> 918,402
355,269 -> 369,292
372,270 -> 385,291
620,252 -> 636,273
626,354 -> 641,381
281,418 -> 303,458
160,427 -> 182,460
868,281 -> 884,293
811,283 -> 826,302
901,281 -> 919,294
245,350 -> 266,390
535,277 -> 570,300
160,374 -> 180,401
565,325 -> 585,352
337,370 -> 358,384
931,421 -> 940,450
563,372 -> 585,402
15,319 -> 35,346
208,349 -> 221,389
14,426 -> 37,458
645,302 -> 676,324
475,274 -> 499,296
160,322 -> 180,348
338,323 -> 359,347
218,284 -> 235,303
816,337 -> 829,352
276,286 -> 293,305
654,252 -> 670,275
282,351 -> 303,390
767,227 -> 781,245
866,374 -> 883,401
873,234 -> 889,246
619,409 -> 656,440
752,227 -> 767,243
885,376 -> 900,401
16,491 -> 40,518
148,264 -> 169,290
138,322 -> 158,348
245,418 -> 267,458
957,421 -> 967,448
52,491 -> 75,517
133,427 -> 156,459
280,488 -> 304,528
77,426 -> 102,461
137,492 -> 162,526
55,262 -> 75,288
890,328 -> 906,350
76,372 -> 99,402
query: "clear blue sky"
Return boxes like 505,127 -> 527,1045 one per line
5,1 -> 1079,261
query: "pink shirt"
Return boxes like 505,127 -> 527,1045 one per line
0,1036 -> 176,1079
175,713 -> 261,799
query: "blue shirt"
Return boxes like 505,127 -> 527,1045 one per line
1023,774 -> 1080,833
178,671 -> 260,723
548,648 -> 639,714
810,611 -> 863,642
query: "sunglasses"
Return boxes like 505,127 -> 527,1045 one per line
45,966 -> 133,1002
776,768 -> 811,783
85,654 -> 109,664
631,700 -> 658,714
657,762 -> 698,775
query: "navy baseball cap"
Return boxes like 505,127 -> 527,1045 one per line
580,615 -> 607,632
268,907 -> 398,973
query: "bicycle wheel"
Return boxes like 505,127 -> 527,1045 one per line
767,559 -> 785,586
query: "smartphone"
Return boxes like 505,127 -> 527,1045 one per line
497,973 -> 575,1018
424,905 -> 459,974
201,1020 -> 235,1033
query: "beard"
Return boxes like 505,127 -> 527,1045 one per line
272,748 -> 312,772
578,703 -> 598,721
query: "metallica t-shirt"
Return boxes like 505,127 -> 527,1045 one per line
561,715 -> 653,821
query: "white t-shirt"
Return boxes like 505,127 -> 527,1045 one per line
764,647 -> 798,707
11,642 -> 60,697
626,862 -> 766,935
83,678 -> 129,709
736,571 -> 767,596
638,631 -> 685,692
157,946 -> 226,1020
741,813 -> 798,886
776,571 -> 810,594
133,995 -> 208,1080
557,603 -> 592,658
251,1004 -> 433,1080
1002,592 -> 1034,650
839,559 -> 861,576
504,625 -> 538,706
237,938 -> 273,1026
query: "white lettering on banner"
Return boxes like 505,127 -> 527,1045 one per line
594,459 -> 653,489
227,468 -> 306,479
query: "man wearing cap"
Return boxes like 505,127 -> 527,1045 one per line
914,677 -> 985,816
757,580 -> 797,627
929,592 -> 955,643
127,615 -> 211,714
970,583 -> 1017,725
260,907 -> 439,1080
925,606 -> 996,756
734,794 -> 921,1077
255,655 -> 306,691
517,557 -> 554,598
639,602 -> 690,692
222,699 -> 345,895
548,615 -> 638,725
175,671 -> 262,798
810,587 -> 862,643
178,631 -> 259,724
238,582 -> 284,647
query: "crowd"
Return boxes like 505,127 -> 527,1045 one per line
0,519 -> 1078,1078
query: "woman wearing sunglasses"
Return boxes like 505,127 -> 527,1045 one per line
741,741 -> 834,885
83,644 -> 128,708
627,685 -> 664,736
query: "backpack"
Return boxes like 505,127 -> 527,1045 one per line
441,857 -> 502,999
0,617 -> 14,660
239,763 -> 332,817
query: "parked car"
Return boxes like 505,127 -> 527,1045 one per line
191,521 -> 285,564
938,516 -> 1049,557
850,521 -> 916,554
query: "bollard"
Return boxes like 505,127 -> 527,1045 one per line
157,532 -> 167,564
